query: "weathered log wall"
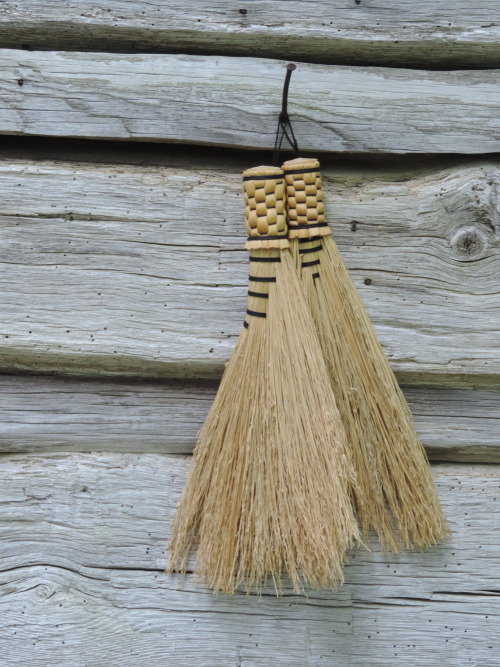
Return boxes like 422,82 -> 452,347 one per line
1,454 -> 500,667
1,51 -> 500,152
1,1 -> 500,67
1,375 -> 499,461
1,158 -> 498,383
0,5 -> 499,666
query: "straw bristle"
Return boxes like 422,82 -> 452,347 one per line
167,162 -> 360,594
167,248 -> 359,594
283,158 -> 450,552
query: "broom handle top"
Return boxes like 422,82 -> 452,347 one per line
242,166 -> 289,250
282,157 -> 320,173
281,158 -> 330,239
243,165 -> 284,180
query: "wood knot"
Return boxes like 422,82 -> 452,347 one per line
449,226 -> 488,262
35,584 -> 55,601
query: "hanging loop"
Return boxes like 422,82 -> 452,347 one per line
272,63 -> 300,166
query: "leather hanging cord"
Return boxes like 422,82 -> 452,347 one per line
272,64 -> 300,166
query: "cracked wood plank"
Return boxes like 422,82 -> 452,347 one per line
1,158 -> 499,385
2,50 -> 500,153
0,374 -> 498,461
0,2 -> 500,68
0,453 -> 499,666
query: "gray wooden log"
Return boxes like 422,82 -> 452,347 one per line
1,158 -> 499,385
0,374 -> 499,461
2,50 -> 500,153
1,2 -> 500,68
0,452 -> 499,666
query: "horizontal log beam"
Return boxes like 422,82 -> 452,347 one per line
0,453 -> 499,665
1,158 -> 499,385
2,51 -> 500,153
1,2 -> 500,68
1,375 -> 499,462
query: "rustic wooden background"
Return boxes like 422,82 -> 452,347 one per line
1,3 -> 499,666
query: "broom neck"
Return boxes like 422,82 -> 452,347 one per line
244,249 -> 281,329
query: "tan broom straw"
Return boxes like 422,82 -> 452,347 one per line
282,156 -> 450,552
167,164 -> 360,595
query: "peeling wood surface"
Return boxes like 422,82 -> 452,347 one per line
2,51 -> 500,153
0,374 -> 498,461
1,2 -> 500,68
0,453 -> 499,666
1,158 -> 499,384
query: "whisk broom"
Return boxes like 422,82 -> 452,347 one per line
167,165 -> 359,594
282,156 -> 450,551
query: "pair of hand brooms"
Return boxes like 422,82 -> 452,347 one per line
167,65 -> 449,595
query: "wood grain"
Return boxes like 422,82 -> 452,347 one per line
1,375 -> 498,461
1,2 -> 500,68
2,50 -> 500,153
1,158 -> 499,385
0,452 -> 499,666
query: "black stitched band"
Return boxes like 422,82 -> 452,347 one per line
246,309 -> 266,318
292,222 -> 329,229
300,245 -> 322,255
243,320 -> 249,329
298,235 -> 322,243
283,167 -> 319,176
247,234 -> 287,241
249,275 -> 277,283
312,272 -> 320,280
249,256 -> 281,263
248,290 -> 269,299
302,259 -> 321,268
243,174 -> 284,182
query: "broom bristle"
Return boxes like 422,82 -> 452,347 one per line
167,166 -> 359,594
283,157 -> 450,552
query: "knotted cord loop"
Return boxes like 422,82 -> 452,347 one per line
272,64 -> 300,166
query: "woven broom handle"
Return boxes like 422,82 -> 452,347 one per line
242,166 -> 289,250
281,158 -> 330,239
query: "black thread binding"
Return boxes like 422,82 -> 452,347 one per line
246,309 -> 266,318
300,245 -> 322,255
282,167 -> 318,176
249,275 -> 277,283
243,174 -> 284,182
302,259 -> 321,268
247,234 -> 287,241
298,235 -> 322,243
243,320 -> 249,329
312,272 -> 320,280
248,290 -> 269,299
294,222 -> 329,229
249,256 -> 281,263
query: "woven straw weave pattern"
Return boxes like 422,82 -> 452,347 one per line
282,158 -> 330,239
243,166 -> 288,249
